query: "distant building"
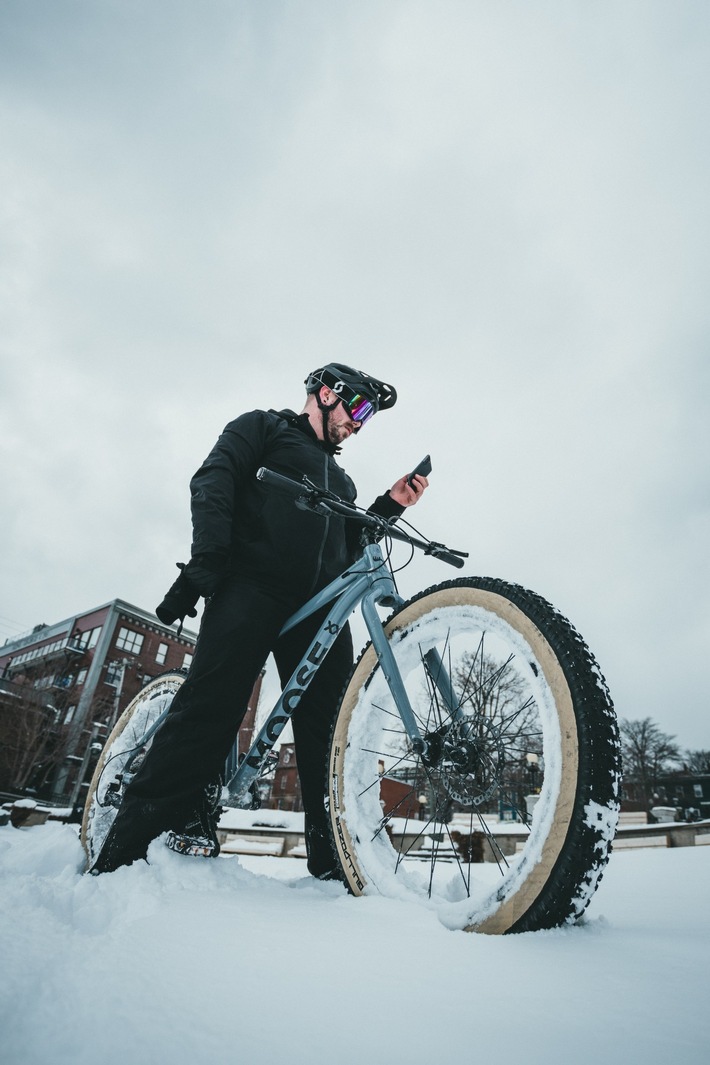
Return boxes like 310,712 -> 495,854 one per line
0,599 -> 197,805
266,748 -> 427,820
222,669 -> 267,801
269,742 -> 303,812
622,771 -> 710,822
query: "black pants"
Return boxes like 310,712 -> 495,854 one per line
114,577 -> 353,876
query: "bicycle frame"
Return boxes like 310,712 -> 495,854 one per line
221,537 -> 467,807
223,541 -> 411,807
112,542 -> 422,810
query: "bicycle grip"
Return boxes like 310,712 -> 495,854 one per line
437,550 -> 466,569
426,544 -> 467,568
256,467 -> 307,498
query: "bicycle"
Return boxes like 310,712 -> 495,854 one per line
81,467 -> 621,934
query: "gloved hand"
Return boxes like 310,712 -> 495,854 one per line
155,565 -> 199,626
182,552 -> 228,598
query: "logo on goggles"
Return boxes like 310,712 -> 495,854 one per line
333,382 -> 377,427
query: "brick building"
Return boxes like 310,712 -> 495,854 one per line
268,748 -> 428,820
622,771 -> 710,821
0,599 -> 197,806
269,741 -> 303,812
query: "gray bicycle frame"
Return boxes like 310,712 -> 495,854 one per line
123,541 -> 460,810
221,540 -> 459,807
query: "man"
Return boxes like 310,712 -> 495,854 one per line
92,364 -> 428,877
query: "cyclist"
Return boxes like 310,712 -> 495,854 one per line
92,364 -> 429,876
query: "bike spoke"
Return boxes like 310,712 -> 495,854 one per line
475,811 -> 513,873
339,606 -> 555,904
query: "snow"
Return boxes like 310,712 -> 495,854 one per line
218,807 -> 305,832
1,827 -> 708,1064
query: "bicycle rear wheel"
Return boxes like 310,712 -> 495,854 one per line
80,672 -> 185,869
328,578 -> 621,934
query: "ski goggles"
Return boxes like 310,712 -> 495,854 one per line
336,385 -> 377,428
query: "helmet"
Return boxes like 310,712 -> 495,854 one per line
305,363 -> 397,413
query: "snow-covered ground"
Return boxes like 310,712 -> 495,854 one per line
1,824 -> 708,1065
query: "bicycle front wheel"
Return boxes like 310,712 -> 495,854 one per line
80,671 -> 185,869
328,578 -> 620,934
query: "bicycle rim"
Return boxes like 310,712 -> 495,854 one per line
329,579 -> 620,934
80,672 -> 185,868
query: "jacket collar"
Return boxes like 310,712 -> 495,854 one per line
273,409 -> 332,453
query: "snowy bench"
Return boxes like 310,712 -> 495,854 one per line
220,834 -> 288,857
2,800 -> 50,828
613,820 -> 710,849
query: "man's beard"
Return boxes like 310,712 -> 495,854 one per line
326,414 -> 351,446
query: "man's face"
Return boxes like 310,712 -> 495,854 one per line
325,395 -> 359,446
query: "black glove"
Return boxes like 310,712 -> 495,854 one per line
156,565 -> 200,626
156,554 -> 228,627
182,552 -> 228,598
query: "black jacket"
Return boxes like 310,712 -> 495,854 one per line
189,409 -> 402,599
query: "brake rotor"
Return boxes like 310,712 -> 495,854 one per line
438,717 -> 505,807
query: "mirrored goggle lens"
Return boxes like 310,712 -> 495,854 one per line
344,394 -> 376,426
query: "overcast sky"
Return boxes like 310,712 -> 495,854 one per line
1,1 -> 708,749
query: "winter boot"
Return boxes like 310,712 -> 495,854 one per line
89,806 -> 160,874
304,814 -> 347,884
165,781 -> 222,858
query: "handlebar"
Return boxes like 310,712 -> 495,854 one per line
256,467 -> 314,501
256,466 -> 468,569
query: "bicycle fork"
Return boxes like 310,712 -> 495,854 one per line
360,578 -> 463,763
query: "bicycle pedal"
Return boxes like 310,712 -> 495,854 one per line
165,830 -> 220,858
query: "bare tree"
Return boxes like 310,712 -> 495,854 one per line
684,749 -> 710,775
452,650 -> 542,819
0,686 -> 70,794
619,717 -> 682,811
454,650 -> 540,759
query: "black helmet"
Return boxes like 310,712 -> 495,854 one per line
305,363 -> 397,413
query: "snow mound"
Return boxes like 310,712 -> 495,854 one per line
1,824 -> 709,1065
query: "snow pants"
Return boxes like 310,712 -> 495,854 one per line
114,576 -> 353,877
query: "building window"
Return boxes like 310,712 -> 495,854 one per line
156,643 -> 168,665
76,669 -> 88,686
73,627 -> 102,650
694,784 -> 703,799
182,653 -> 193,669
116,628 -> 144,655
105,662 -> 122,686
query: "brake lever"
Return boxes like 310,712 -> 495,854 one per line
424,541 -> 470,568
299,475 -> 341,502
294,496 -> 334,517
425,540 -> 468,556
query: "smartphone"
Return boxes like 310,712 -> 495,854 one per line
407,454 -> 432,487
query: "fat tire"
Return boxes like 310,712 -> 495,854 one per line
328,577 -> 621,934
80,671 -> 186,868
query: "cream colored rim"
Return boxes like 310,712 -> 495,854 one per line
329,586 -> 578,934
80,673 -> 185,858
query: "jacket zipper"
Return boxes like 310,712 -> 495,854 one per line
308,452 -> 331,595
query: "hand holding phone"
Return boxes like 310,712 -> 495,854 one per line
407,454 -> 432,488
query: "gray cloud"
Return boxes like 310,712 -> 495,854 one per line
1,0 -> 708,748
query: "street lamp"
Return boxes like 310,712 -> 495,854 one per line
524,753 -> 540,824
525,752 -> 540,792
